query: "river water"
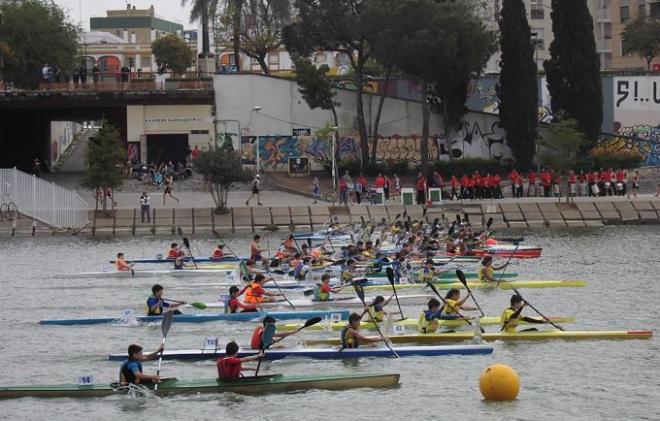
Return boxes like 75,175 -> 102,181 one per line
0,226 -> 658,420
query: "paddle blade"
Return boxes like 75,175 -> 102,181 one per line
303,316 -> 323,328
426,282 -> 441,298
386,267 -> 395,285
261,322 -> 277,350
307,238 -> 312,249
486,217 -> 493,229
394,213 -> 401,221
190,302 -> 207,310
353,284 -> 366,304
456,214 -> 461,225
303,288 -> 314,297
183,237 -> 191,250
177,227 -> 183,236
161,311 -> 174,338
464,214 -> 470,225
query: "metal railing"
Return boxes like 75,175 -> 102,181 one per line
0,168 -> 89,231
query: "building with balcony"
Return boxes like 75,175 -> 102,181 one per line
610,0 -> 660,70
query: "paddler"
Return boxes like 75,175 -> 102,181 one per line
217,341 -> 264,381
166,243 -> 183,259
363,241 -> 375,259
440,288 -> 476,318
417,298 -> 452,334
365,295 -> 394,322
501,294 -> 547,333
341,259 -> 358,284
478,256 -> 509,282
119,343 -> 164,385
250,316 -> 297,349
341,312 -> 386,348
211,244 -> 225,259
115,253 -> 134,272
282,234 -> 297,255
417,258 -> 437,284
314,273 -> 345,301
241,259 -> 261,281
146,284 -> 183,316
250,235 -> 263,261
226,285 -> 258,313
244,274 -> 283,304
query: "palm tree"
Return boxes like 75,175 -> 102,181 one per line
181,0 -> 219,57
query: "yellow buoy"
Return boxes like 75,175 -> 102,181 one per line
479,364 -> 520,401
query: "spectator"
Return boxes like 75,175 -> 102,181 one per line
312,177 -> 320,204
339,176 -> 348,206
79,65 -> 87,85
415,172 -> 427,205
449,175 -> 459,200
192,145 -> 201,160
384,174 -> 391,201
628,170 -> 639,199
540,168 -> 552,197
140,192 -> 151,223
163,175 -> 180,204
32,157 -> 41,177
245,174 -> 262,206
92,65 -> 100,84
41,64 -> 50,82
391,173 -> 401,200
527,170 -> 537,197
568,170 -> 577,199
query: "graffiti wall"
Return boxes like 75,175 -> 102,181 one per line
49,121 -> 83,168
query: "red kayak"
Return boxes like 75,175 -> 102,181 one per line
439,245 -> 542,259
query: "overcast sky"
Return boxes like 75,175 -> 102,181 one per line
53,1 -> 194,30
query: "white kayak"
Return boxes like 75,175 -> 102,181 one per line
54,267 -> 240,279
197,293 -> 434,309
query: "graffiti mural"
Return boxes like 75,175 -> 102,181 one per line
596,125 -> 660,166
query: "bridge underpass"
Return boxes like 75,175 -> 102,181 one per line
0,88 -> 214,172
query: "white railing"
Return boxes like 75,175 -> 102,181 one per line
0,168 -> 89,231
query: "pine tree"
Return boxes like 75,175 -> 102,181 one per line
497,0 -> 538,170
544,0 -> 603,148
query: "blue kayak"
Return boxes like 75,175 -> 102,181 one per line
40,310 -> 350,326
108,256 -> 244,264
108,344 -> 494,361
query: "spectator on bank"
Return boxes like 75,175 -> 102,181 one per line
92,65 -> 100,84
140,192 -> 151,223
32,157 -> 41,177
415,172 -> 427,205
568,170 -> 577,199
540,169 -> 552,197
312,177 -> 320,204
391,173 -> 401,200
42,64 -> 51,82
339,176 -> 348,206
384,174 -> 391,201
79,65 -> 87,85
245,174 -> 262,206
628,170 -> 639,199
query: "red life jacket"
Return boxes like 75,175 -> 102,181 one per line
251,326 -> 264,349
217,357 -> 242,381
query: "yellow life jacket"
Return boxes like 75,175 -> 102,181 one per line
478,266 -> 494,282
417,311 -> 438,334
418,267 -> 434,283
500,307 -> 519,333
368,304 -> 384,322
441,299 -> 460,316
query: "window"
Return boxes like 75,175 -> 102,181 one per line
604,22 -> 612,39
639,4 -> 646,18
268,53 -> 279,65
651,2 -> 660,18
531,4 -> 544,20
531,29 -> 545,50
620,6 -> 630,22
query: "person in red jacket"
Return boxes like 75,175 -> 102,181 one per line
473,171 -> 482,199
460,174 -> 469,199
493,173 -> 503,199
508,169 -> 520,198
568,170 -> 577,199
587,171 -> 597,197
599,168 -> 611,196
449,175 -> 459,200
482,173 -> 492,199
374,173 -> 385,188
553,173 -> 562,197
415,173 -> 427,204
527,170 -> 537,197
540,169 -> 552,197
615,168 -> 626,196
577,170 -> 587,196
217,341 -> 263,381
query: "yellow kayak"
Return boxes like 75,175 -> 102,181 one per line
196,263 -> 242,270
278,316 -> 576,332
360,280 -> 587,292
305,329 -> 653,345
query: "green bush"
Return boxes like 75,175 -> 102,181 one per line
590,153 -> 643,170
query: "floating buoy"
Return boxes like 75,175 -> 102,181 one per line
479,364 -> 520,401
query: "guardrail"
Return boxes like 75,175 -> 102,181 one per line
0,168 -> 89,231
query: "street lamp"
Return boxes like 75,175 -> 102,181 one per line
252,106 -> 261,174
330,125 -> 339,190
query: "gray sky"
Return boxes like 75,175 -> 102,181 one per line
53,1 -> 194,30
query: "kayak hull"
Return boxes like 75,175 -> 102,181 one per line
40,310 -> 350,326
305,330 -> 654,345
53,268 -> 239,279
108,256 -> 244,264
0,373 -> 400,399
361,280 -> 587,292
108,344 -> 494,361
201,294 -> 433,309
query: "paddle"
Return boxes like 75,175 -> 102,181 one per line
496,241 -> 519,288
177,228 -> 198,270
353,284 -> 399,358
455,270 -> 485,317
385,267 -> 405,320
254,322 -> 276,376
425,281 -> 484,333
154,311 -> 173,391
264,260 -> 296,310
272,316 -> 323,345
511,288 -> 565,331
163,298 -> 207,310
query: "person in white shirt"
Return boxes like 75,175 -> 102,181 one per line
140,192 -> 151,223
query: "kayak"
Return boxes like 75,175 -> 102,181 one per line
363,271 -> 518,280
0,373 -> 400,399
305,330 -> 654,345
360,280 -> 587,292
53,267 -> 240,279
109,256 -> 244,264
200,294 -> 434,310
107,344 -> 494,362
439,247 -> 542,259
40,310 -> 350,326
278,316 -> 577,332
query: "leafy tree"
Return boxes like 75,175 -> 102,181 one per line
152,34 -> 194,75
290,58 -> 338,125
497,0 -> 538,170
81,121 -> 126,213
284,0 -> 374,167
0,0 -> 77,88
544,0 -> 602,148
182,0 -> 219,57
538,118 -> 586,175
193,142 -> 253,213
621,18 -> 660,71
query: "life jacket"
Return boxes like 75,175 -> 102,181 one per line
341,268 -> 353,283
119,359 -> 142,384
115,259 -> 130,271
293,262 -> 308,280
368,303 -> 384,322
212,248 -> 223,258
217,357 -> 241,381
417,310 -> 439,334
146,296 -> 164,316
251,326 -> 264,349
167,249 -> 178,259
501,307 -> 520,333
340,327 -> 358,348
418,267 -> 434,283
314,283 -> 331,301
441,299 -> 460,316
478,266 -> 494,282
244,282 -> 265,304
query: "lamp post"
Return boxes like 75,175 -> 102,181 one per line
253,106 -> 261,174
330,126 -> 339,190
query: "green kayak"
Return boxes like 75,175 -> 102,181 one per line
0,373 -> 400,399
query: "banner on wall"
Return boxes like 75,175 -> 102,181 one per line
613,76 -> 660,128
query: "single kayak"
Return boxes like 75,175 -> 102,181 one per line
278,316 -> 577,332
40,310 -> 350,326
305,330 -> 654,345
363,271 -> 519,280
108,256 -> 244,264
0,373 -> 400,399
53,267 -> 239,279
200,294 -> 434,310
108,344 -> 494,361
361,280 -> 587,292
